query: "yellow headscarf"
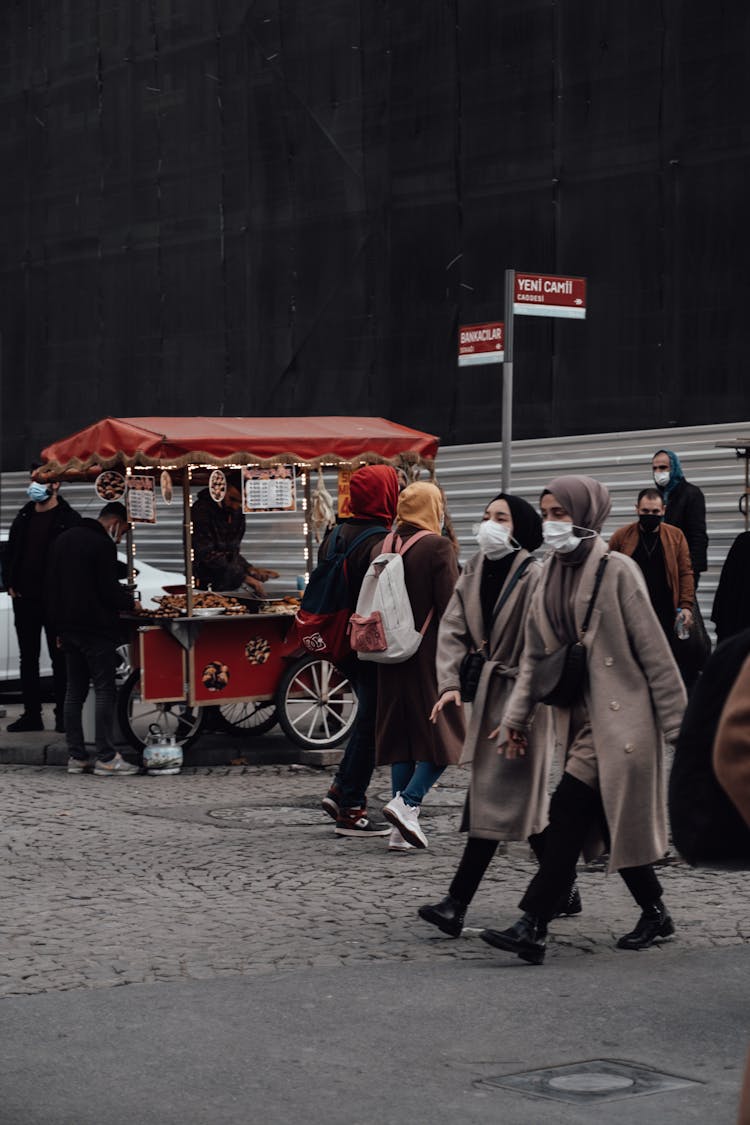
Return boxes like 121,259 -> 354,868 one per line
396,481 -> 443,534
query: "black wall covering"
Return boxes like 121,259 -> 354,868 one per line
1,1 -> 749,468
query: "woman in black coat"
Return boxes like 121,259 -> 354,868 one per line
712,532 -> 750,645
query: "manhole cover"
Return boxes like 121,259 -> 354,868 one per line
478,1059 -> 700,1104
208,806 -> 324,828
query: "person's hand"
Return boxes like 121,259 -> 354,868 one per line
681,607 -> 694,629
9,587 -> 17,598
429,690 -> 461,723
490,726 -> 528,759
249,567 -> 279,582
243,575 -> 266,597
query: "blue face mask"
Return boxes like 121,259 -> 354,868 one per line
27,482 -> 51,502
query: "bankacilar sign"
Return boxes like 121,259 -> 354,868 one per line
458,321 -> 505,366
513,272 -> 586,319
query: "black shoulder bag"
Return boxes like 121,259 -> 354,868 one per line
459,557 -> 534,702
530,554 -> 609,709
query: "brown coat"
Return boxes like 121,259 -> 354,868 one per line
435,550 -> 552,841
607,521 -> 694,611
504,538 -> 687,871
375,525 -> 465,767
713,654 -> 750,828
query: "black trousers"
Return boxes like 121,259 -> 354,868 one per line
520,773 -> 662,923
449,836 -> 499,905
12,595 -> 66,721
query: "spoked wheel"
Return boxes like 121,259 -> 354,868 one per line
216,700 -> 278,737
117,669 -> 206,752
276,654 -> 358,749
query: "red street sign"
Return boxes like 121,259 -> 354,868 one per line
458,322 -> 505,366
513,272 -> 586,319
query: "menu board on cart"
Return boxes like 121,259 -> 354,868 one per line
241,465 -> 297,513
126,475 -> 157,524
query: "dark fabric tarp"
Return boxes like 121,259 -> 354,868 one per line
1,1 -> 748,470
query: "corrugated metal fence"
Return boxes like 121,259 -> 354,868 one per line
2,420 -> 748,632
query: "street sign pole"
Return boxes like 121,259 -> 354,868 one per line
501,268 -> 515,492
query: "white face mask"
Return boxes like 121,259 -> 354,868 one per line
542,520 -> 589,554
653,471 -> 670,487
475,520 -> 518,560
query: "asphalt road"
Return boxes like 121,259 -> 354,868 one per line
1,759 -> 748,1124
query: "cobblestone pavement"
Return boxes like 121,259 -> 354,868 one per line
1,762 -> 749,1000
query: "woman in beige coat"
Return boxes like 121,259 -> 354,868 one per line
481,476 -> 687,966
417,493 -> 560,937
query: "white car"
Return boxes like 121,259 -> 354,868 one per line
0,537 -> 182,683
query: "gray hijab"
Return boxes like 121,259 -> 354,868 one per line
543,475 -> 612,645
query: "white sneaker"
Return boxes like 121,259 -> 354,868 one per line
388,827 -> 415,852
382,793 -> 428,849
93,752 -> 139,777
66,756 -> 92,774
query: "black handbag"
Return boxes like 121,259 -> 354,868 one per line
673,598 -> 712,679
459,650 -> 485,703
531,555 -> 609,708
458,557 -> 533,703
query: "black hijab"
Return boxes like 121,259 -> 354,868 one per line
479,493 -> 543,633
486,493 -> 543,552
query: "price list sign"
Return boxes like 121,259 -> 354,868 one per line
126,476 -> 156,524
242,466 -> 297,512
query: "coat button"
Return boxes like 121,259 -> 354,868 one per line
624,742 -> 634,753
604,657 -> 614,666
609,701 -> 621,711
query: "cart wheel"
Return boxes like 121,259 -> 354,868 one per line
117,669 -> 206,752
216,700 -> 278,737
275,654 -> 358,749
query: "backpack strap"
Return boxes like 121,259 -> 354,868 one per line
346,525 -> 390,557
398,530 -> 440,633
398,529 -> 436,555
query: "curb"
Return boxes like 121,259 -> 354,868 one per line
0,735 -> 342,770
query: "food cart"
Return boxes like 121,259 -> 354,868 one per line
38,417 -> 439,752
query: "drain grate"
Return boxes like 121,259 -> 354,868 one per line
478,1058 -> 701,1104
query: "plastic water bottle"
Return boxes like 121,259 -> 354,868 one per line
675,609 -> 689,641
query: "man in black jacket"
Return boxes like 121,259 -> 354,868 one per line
652,449 -> 708,584
48,502 -> 137,775
5,471 -> 81,732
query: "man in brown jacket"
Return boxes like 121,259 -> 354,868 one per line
609,487 -> 694,647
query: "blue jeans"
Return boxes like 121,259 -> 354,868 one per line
62,632 -> 118,760
332,661 -> 377,809
391,761 -> 445,807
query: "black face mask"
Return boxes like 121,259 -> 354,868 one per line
639,514 -> 663,534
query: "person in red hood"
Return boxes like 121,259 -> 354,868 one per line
319,464 -> 399,837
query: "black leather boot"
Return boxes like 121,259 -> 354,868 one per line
616,901 -> 675,950
417,895 -> 467,938
553,881 -> 583,918
480,914 -> 548,965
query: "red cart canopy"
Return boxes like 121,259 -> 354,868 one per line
39,416 -> 439,476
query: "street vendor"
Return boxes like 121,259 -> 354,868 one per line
191,481 -> 278,595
